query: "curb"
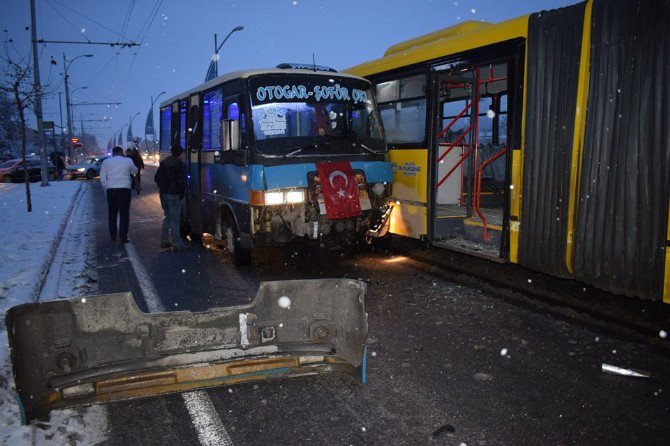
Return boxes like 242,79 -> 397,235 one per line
31,182 -> 84,303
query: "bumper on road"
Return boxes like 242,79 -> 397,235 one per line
6,279 -> 368,422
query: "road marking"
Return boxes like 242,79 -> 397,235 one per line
124,242 -> 234,446
182,391 -> 234,446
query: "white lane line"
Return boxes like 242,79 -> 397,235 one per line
182,391 -> 234,446
124,242 -> 234,446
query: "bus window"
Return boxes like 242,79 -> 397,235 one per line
375,74 -> 426,146
477,97 -> 493,146
375,80 -> 398,102
499,94 -> 508,145
379,99 -> 426,144
203,88 -> 223,151
180,100 -> 187,149
400,75 -> 426,98
223,96 -> 247,151
159,107 -> 171,152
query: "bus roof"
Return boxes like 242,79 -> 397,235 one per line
345,14 -> 531,78
159,68 -> 369,109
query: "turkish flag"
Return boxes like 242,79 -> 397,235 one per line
316,161 -> 362,219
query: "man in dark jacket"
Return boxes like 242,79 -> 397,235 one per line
154,146 -> 187,250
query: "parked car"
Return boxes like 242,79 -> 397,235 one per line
0,158 -> 56,183
65,156 -> 109,180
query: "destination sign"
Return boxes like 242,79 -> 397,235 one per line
254,84 -> 370,104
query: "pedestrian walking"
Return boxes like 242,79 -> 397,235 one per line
100,146 -> 138,244
131,148 -> 145,194
154,146 -> 187,250
56,154 -> 65,180
49,151 -> 65,181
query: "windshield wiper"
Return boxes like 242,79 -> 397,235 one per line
356,142 -> 378,155
282,142 -> 328,159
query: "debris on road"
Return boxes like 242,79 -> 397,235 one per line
6,278 -> 368,422
601,363 -> 652,378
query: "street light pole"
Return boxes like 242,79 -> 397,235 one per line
145,91 -> 166,150
214,25 -> 243,77
127,112 -> 140,147
63,53 -> 93,163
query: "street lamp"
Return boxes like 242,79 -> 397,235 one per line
145,90 -> 166,150
213,26 -> 243,78
63,53 -> 93,162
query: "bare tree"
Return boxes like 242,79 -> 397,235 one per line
0,35 -> 58,212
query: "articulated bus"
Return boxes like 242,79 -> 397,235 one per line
159,65 -> 393,265
346,0 -> 670,302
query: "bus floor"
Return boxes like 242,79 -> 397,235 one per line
433,204 -> 504,260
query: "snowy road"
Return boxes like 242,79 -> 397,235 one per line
3,173 -> 670,445
84,169 -> 670,445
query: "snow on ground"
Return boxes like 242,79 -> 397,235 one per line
0,181 -> 108,445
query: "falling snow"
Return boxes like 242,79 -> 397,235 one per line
278,296 -> 291,308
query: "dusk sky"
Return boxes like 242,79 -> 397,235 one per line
3,0 -> 579,148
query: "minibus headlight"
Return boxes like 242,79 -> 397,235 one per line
285,190 -> 306,203
264,191 -> 284,205
372,182 -> 386,197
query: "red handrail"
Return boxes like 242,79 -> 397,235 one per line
436,123 -> 474,164
436,145 -> 474,188
474,146 -> 507,240
436,101 -> 473,140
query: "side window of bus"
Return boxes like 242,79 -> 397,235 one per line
203,88 -> 223,151
160,107 -> 172,154
375,75 -> 427,146
180,100 -> 188,149
222,96 -> 247,152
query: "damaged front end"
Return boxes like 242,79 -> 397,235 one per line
6,279 -> 367,422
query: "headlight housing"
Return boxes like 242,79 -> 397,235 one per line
261,189 -> 307,206
77,168 -> 86,172
371,182 -> 386,197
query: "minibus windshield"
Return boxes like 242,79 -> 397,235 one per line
249,74 -> 386,157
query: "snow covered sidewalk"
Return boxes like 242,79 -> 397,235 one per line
0,181 -> 107,445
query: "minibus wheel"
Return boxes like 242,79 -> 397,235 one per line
225,215 -> 251,266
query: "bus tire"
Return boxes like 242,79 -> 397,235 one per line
225,215 -> 251,266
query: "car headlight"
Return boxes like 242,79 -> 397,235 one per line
371,182 -> 386,197
77,168 -> 86,172
264,191 -> 284,205
263,189 -> 307,205
285,190 -> 305,203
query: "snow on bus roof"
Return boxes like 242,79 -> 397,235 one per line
159,68 -> 369,109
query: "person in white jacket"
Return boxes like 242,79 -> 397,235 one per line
99,146 -> 138,243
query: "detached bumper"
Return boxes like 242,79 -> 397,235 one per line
6,279 -> 368,422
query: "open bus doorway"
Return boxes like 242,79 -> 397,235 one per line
430,62 -> 510,260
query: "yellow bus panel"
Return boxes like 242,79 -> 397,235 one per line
390,202 -> 427,239
389,148 -> 429,203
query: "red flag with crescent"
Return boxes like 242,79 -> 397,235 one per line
316,161 -> 362,219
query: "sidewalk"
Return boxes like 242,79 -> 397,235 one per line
0,181 -> 107,445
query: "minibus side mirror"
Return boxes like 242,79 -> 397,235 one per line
221,119 -> 240,152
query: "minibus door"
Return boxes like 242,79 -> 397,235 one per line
186,94 -> 203,234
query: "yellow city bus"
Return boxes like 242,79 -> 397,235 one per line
347,0 -> 670,302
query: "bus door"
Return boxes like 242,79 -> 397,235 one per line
430,63 -> 509,260
186,94 -> 204,234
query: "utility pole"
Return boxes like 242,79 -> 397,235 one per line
63,54 -> 93,163
62,53 -> 73,163
58,92 -> 64,153
29,0 -> 49,186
